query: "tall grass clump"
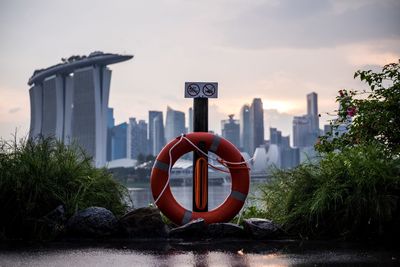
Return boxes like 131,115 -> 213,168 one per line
0,136 -> 128,240
259,144 -> 400,240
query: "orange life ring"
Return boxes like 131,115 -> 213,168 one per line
150,132 -> 250,225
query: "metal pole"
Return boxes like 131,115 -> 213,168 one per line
193,98 -> 208,212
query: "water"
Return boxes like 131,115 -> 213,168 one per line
1,240 -> 399,266
129,184 -> 260,209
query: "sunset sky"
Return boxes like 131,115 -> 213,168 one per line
0,0 -> 399,139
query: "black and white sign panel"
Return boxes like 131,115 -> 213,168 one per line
185,82 -> 218,98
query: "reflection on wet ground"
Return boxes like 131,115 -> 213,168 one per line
1,240 -> 399,266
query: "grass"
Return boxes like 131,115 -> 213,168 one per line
0,136 -> 129,240
256,144 -> 400,240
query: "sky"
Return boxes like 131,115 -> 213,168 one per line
0,0 -> 399,140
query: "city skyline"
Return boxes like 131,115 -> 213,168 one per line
0,0 -> 399,139
109,91 -> 320,162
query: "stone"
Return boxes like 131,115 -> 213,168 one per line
169,219 -> 206,239
66,207 -> 118,238
119,207 -> 168,238
207,223 -> 246,238
243,218 -> 284,239
40,205 -> 67,238
44,205 -> 66,224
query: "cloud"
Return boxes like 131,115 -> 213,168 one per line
340,40 -> 400,67
8,107 -> 21,114
221,0 -> 400,49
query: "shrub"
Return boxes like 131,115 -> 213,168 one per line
0,136 -> 128,240
259,144 -> 400,240
317,60 -> 400,156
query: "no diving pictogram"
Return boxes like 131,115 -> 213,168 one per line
185,82 -> 218,98
187,84 -> 201,97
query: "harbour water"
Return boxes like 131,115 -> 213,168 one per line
129,183 -> 260,210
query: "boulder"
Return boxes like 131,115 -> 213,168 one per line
119,207 -> 168,238
243,218 -> 284,239
207,223 -> 246,239
169,219 -> 206,239
40,205 -> 67,238
66,207 -> 118,238
44,205 -> 66,224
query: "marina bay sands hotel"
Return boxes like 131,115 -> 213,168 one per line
28,52 -> 133,167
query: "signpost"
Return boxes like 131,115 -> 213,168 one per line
185,82 -> 218,212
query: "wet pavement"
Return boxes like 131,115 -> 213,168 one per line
0,239 -> 399,266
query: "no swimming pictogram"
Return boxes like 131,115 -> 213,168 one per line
202,83 -> 216,97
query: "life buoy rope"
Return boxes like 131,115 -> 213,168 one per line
151,132 -> 251,225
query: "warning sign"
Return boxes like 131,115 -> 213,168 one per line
185,82 -> 218,98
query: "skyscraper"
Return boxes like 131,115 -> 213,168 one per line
107,108 -> 115,128
221,114 -> 240,148
249,98 -> 264,156
307,92 -> 319,134
292,116 -> 312,147
292,92 -> 320,148
269,128 -> 299,169
129,118 -> 148,159
188,107 -> 193,133
148,111 -> 165,156
111,122 -> 129,160
28,52 -> 133,167
240,104 -> 251,154
165,106 -> 186,142
106,107 -> 115,161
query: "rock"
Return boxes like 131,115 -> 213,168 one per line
169,219 -> 206,239
207,223 -> 246,238
66,207 -> 118,238
119,207 -> 168,238
243,218 -> 284,239
40,205 -> 67,238
44,205 -> 66,224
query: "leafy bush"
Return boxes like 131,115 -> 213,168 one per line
0,137 -> 128,240
259,144 -> 400,240
317,60 -> 400,156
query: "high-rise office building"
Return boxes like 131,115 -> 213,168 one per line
153,115 -> 164,156
129,118 -> 148,159
111,122 -> 129,160
240,104 -> 251,154
188,107 -> 193,133
270,127 -> 282,145
307,92 -> 319,133
28,52 -> 132,167
292,92 -> 320,148
292,116 -> 312,147
106,107 -> 115,161
221,114 -> 240,148
249,98 -> 264,156
165,106 -> 186,142
107,108 -> 115,128
148,111 -> 165,156
268,127 -> 299,169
